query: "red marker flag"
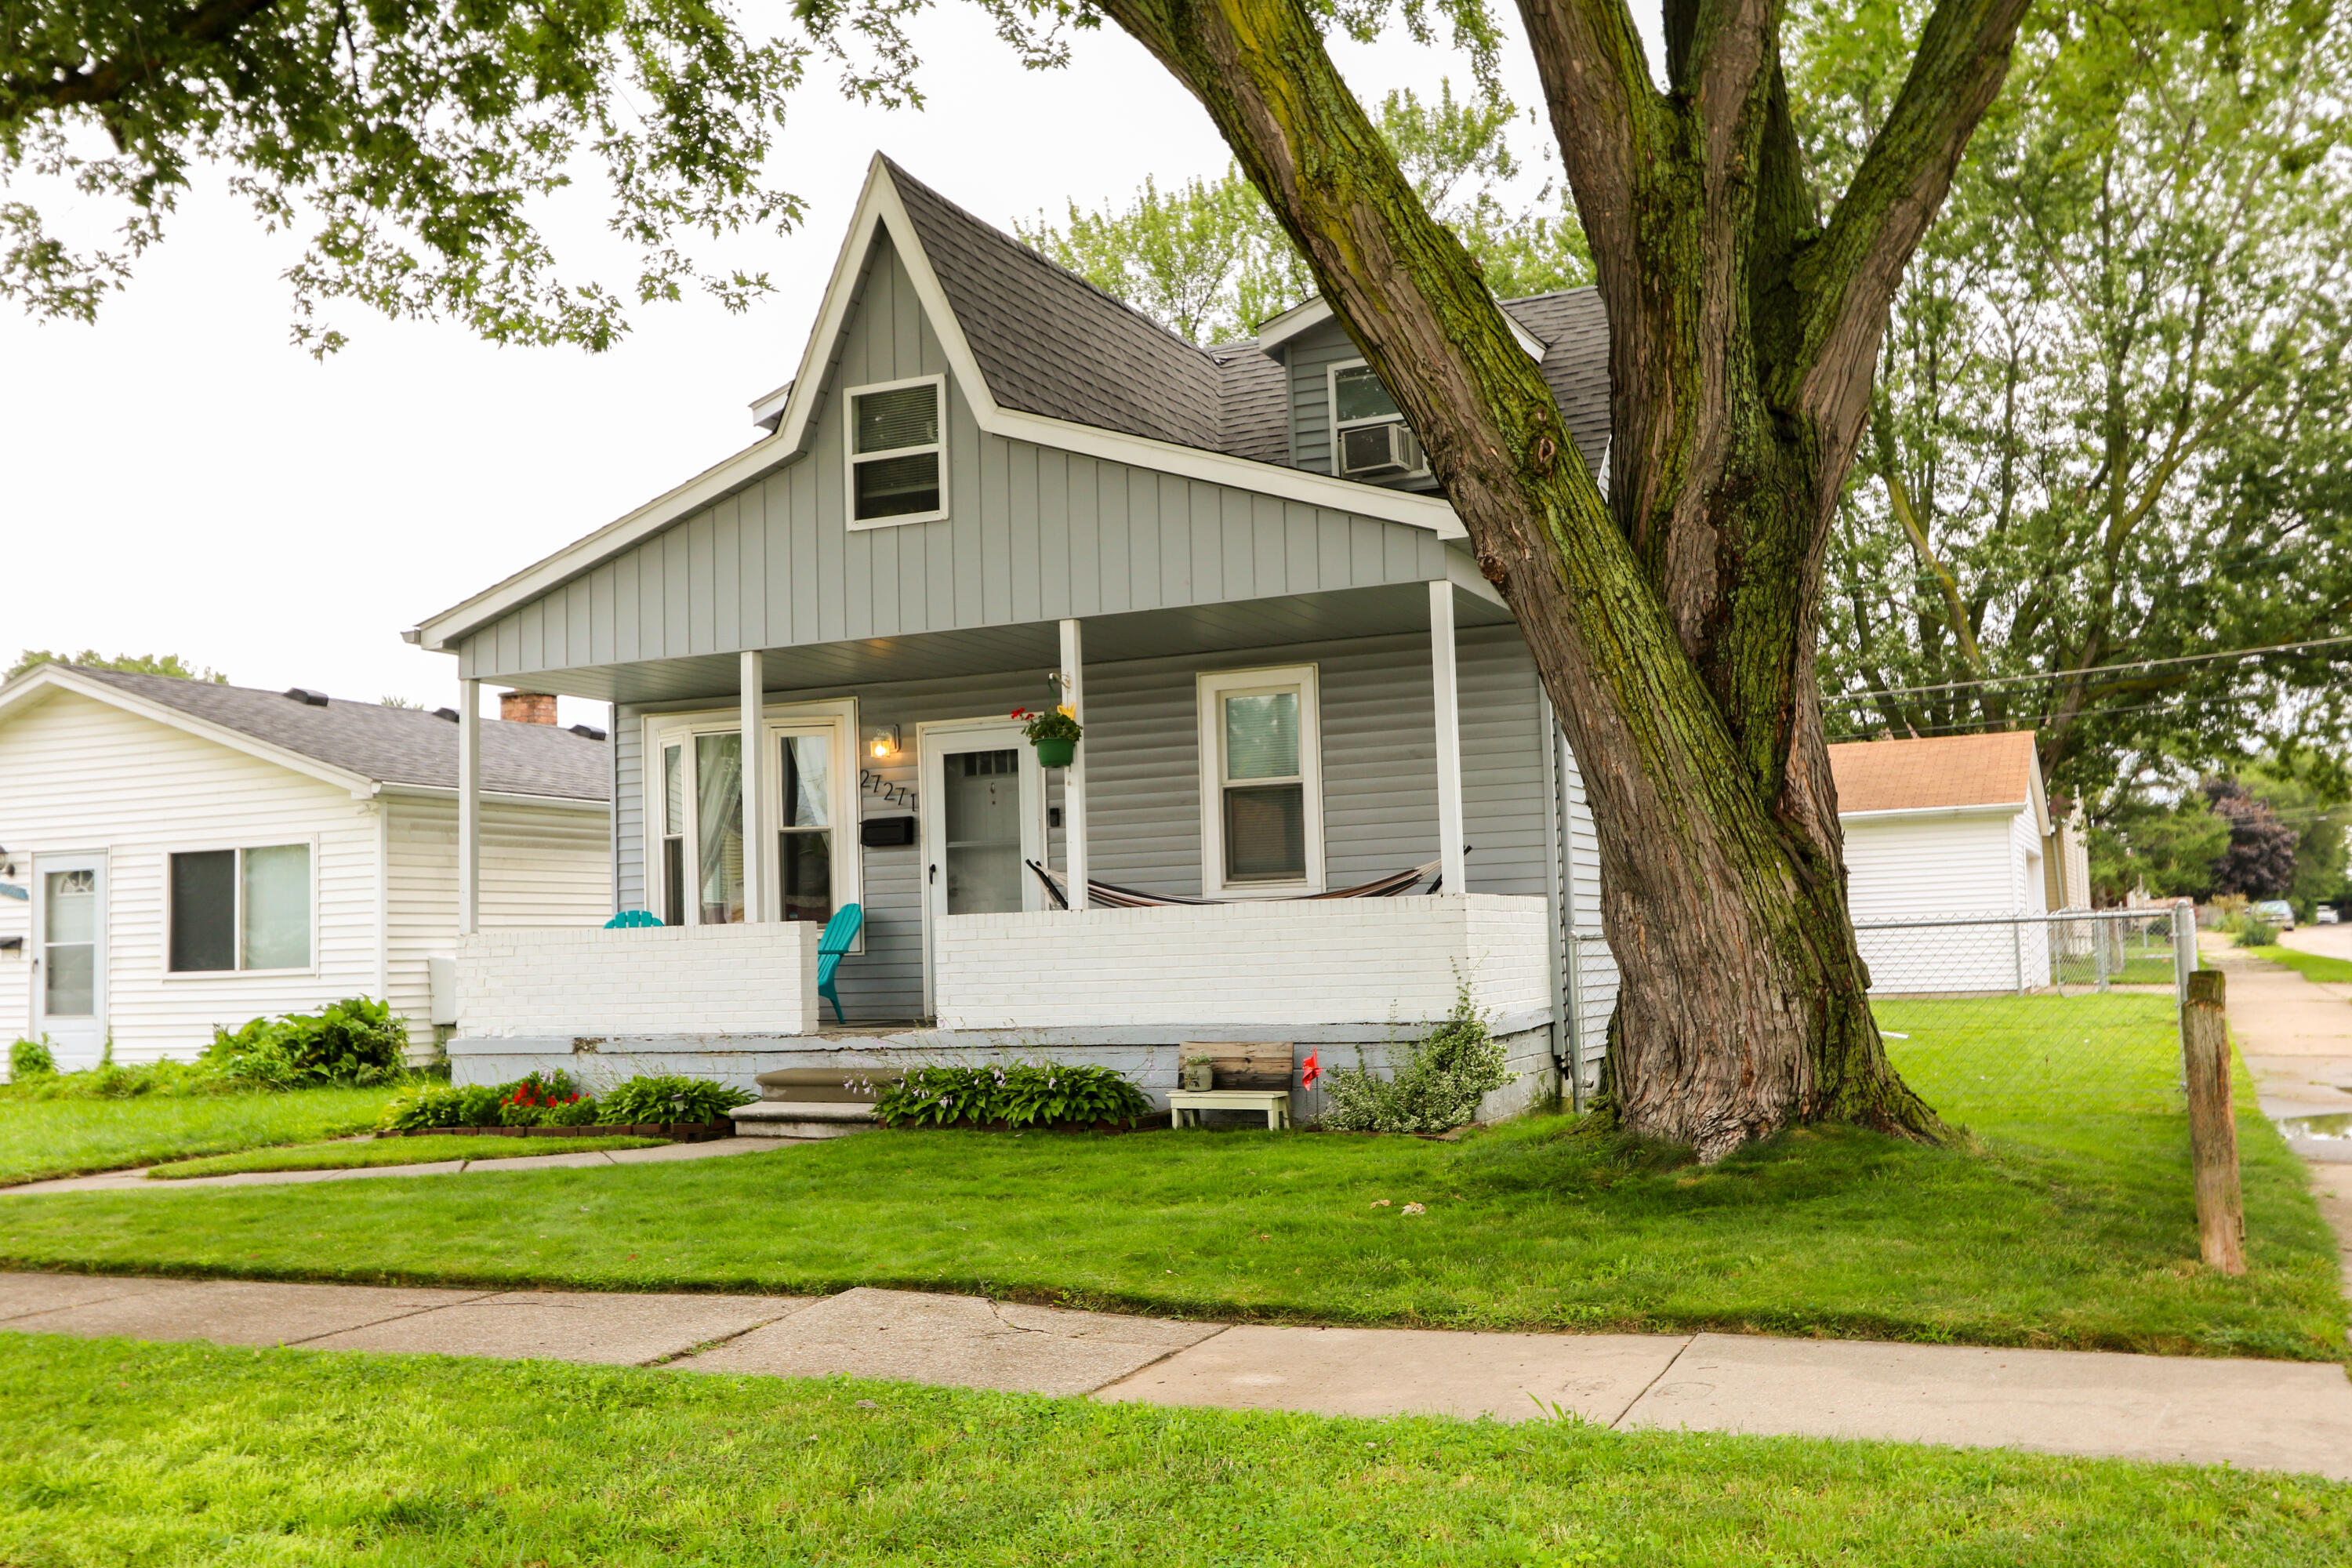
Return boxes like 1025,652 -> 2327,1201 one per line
1301,1051 -> 1320,1090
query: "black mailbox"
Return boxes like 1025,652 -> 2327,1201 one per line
859,816 -> 917,848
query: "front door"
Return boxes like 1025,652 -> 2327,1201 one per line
31,854 -> 105,1069
918,720 -> 1046,1013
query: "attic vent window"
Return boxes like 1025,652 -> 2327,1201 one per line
1330,362 -> 1427,481
846,375 -> 947,528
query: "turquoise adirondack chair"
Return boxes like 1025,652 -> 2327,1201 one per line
816,903 -> 863,1024
604,909 -> 663,928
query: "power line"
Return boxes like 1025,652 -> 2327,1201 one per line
1828,632 -> 2352,703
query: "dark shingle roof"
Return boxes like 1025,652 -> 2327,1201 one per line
888,160 -> 1225,449
881,159 -> 1612,485
66,669 -> 608,802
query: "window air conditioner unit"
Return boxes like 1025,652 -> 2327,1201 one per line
1338,420 -> 1426,480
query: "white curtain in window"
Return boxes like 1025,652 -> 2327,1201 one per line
695,732 -> 745,923
241,844 -> 311,968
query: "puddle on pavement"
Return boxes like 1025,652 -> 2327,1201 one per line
2277,1112 -> 2352,1143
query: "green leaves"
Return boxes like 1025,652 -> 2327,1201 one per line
2,0 -> 805,350
870,1062 -> 1152,1129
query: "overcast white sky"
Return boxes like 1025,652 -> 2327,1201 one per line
0,11 -> 1647,724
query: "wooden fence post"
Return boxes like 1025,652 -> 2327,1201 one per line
2181,969 -> 2246,1275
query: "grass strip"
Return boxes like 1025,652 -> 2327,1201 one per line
0,1086 -> 393,1185
2257,946 -> 2352,986
1,996 -> 2339,1359
146,1134 -> 666,1179
2,1333 -> 2343,1566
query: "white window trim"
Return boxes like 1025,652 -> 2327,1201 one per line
843,372 -> 949,531
160,837 -> 321,978
643,699 -> 862,943
1196,664 -> 1325,898
1326,359 -> 1421,477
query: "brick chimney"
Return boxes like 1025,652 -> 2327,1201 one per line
499,691 -> 558,726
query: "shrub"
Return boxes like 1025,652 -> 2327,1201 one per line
1319,982 -> 1510,1133
206,998 -> 408,1088
378,1082 -> 509,1131
2238,918 -> 2279,948
9,1036 -> 56,1080
498,1071 -> 590,1126
0,1056 -> 225,1102
873,1062 -> 1152,1129
593,1074 -> 754,1127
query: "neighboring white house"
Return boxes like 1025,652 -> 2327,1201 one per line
0,666 -> 612,1069
1831,731 -> 2090,993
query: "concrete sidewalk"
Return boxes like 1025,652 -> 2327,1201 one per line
2,1134 -> 771,1195
5,1270 -> 2347,1480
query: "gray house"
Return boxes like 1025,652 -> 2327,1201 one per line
410,154 -> 1619,1116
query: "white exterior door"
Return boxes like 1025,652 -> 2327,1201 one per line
917,720 -> 1045,1013
32,853 -> 106,1067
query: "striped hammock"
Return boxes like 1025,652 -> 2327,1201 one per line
1025,856 -> 1447,911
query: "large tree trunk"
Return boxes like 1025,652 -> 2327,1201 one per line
1101,0 -> 2029,1158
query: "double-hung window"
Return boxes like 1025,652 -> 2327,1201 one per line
646,702 -> 859,932
845,375 -> 947,528
168,844 -> 312,971
1197,666 -> 1325,896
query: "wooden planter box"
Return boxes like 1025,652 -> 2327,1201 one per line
395,1121 -> 734,1142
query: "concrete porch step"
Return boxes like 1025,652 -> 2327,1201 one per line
729,1102 -> 875,1140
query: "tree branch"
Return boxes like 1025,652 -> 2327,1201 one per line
1793,0 -> 2031,440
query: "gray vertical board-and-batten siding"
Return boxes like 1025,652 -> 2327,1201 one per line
612,624 -> 1555,1023
456,238 -> 1450,688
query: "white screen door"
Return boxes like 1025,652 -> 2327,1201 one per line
32,854 -> 106,1068
918,719 -> 1046,1012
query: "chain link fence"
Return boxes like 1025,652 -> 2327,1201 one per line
1559,907 -> 2197,1120
1858,906 -> 2196,1118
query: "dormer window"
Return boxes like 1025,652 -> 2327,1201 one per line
1329,362 -> 1427,481
846,375 -> 948,528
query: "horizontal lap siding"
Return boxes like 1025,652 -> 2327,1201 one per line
619,625 -> 1556,1022
1842,814 -> 2026,922
384,797 -> 612,1049
0,691 -> 379,1062
458,240 -> 1447,683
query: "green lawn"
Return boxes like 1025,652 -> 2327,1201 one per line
2257,946 -> 2352,985
2,996 -> 2339,1360
0,1086 -> 391,1185
2,1334 -> 2343,1567
147,1133 -> 666,1179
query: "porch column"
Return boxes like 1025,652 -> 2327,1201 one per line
1429,581 -> 1467,895
739,650 -> 767,922
457,678 -> 480,937
1059,618 -> 1089,912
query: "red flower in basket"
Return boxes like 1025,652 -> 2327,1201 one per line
1301,1052 -> 1320,1090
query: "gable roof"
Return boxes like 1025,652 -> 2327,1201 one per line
0,666 -> 608,804
1828,731 -> 2042,817
415,155 -> 1613,652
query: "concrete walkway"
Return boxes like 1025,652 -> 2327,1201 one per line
2,1134 -> 768,1195
4,1270 -> 2348,1480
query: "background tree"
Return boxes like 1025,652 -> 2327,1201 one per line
1019,81 -> 1592,343
2088,797 -> 2230,903
2202,779 -> 2301,901
5,649 -> 225,682
1799,0 -> 2352,808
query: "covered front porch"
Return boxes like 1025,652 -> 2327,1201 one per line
439,575 -> 1584,1119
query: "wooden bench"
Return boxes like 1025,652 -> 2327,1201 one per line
1167,1088 -> 1293,1131
1170,1043 -> 1295,1130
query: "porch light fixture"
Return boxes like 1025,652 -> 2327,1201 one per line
866,724 -> 901,760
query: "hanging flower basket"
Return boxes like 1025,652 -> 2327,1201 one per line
1013,706 -> 1083,768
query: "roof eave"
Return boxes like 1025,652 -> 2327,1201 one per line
0,666 -> 382,797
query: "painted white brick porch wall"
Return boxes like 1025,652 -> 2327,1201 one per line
456,924 -> 818,1037
933,894 -> 1549,1030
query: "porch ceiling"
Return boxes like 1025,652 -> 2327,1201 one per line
494,581 -> 1519,705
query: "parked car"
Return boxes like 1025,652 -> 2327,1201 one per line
2319,906 -> 2341,925
2252,898 -> 2298,931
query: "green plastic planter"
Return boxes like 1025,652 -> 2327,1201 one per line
1034,736 -> 1077,768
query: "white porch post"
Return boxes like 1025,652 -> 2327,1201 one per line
456,678 -> 481,937
1429,580 -> 1467,895
1059,618 -> 1089,912
739,650 -> 766,922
